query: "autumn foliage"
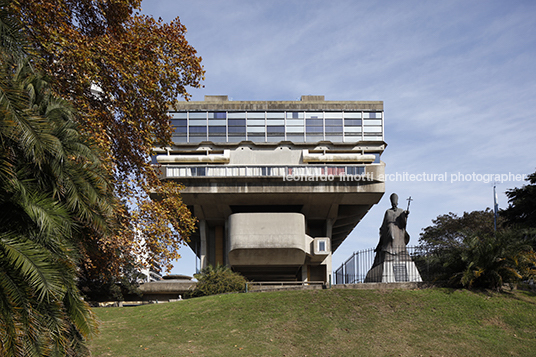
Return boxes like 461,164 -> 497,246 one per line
12,0 -> 204,276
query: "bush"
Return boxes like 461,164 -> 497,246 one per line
188,265 -> 247,298
421,230 -> 536,290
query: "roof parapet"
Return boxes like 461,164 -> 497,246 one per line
204,95 -> 229,102
301,95 -> 325,101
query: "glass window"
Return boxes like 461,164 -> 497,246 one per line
344,119 -> 362,126
228,126 -> 246,133
207,119 -> 226,125
344,127 -> 362,133
344,136 -> 360,143
267,126 -> 284,133
287,134 -> 304,142
318,241 -> 326,252
286,126 -> 304,133
267,136 -> 283,143
189,112 -> 206,119
326,119 -> 343,126
174,126 -> 187,134
228,135 -> 246,141
228,112 -> 246,119
208,126 -> 226,133
286,119 -> 304,126
189,126 -> 207,134
247,119 -> 265,126
306,126 -> 323,133
266,119 -> 285,125
343,112 -> 362,119
305,112 -> 323,119
363,112 -> 381,119
266,112 -> 285,119
325,126 -> 342,133
173,136 -> 187,143
247,134 -> 264,143
306,119 -> 323,126
306,135 -> 323,142
171,119 -> 187,127
247,126 -> 265,133
286,112 -> 303,119
189,119 -> 206,126
189,137 -> 205,143
363,119 -> 382,126
363,126 -> 382,133
208,112 -> 224,119
325,135 -> 343,142
193,167 -> 206,176
247,112 -> 265,119
170,112 -> 187,119
324,112 -> 343,119
228,119 -> 246,126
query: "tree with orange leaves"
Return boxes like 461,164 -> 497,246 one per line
11,0 -> 203,282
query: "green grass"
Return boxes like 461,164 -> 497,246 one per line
90,288 -> 536,356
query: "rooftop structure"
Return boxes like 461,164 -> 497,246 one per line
153,95 -> 386,283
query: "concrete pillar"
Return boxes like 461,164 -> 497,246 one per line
215,225 -> 224,266
325,219 -> 333,285
224,219 -> 229,266
326,218 -> 333,238
301,265 -> 308,282
325,252 -> 332,285
199,220 -> 207,270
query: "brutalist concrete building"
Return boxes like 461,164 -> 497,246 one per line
153,95 -> 386,283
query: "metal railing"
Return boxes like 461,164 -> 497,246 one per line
334,246 -> 430,284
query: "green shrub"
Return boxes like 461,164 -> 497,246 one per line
188,265 -> 247,298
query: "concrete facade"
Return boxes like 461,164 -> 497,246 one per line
153,96 -> 386,283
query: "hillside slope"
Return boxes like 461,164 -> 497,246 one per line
90,288 -> 536,356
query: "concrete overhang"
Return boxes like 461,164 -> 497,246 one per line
138,280 -> 196,294
156,150 -> 230,164
302,150 -> 376,163
228,212 -> 312,266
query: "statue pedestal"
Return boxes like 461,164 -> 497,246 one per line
365,251 -> 422,283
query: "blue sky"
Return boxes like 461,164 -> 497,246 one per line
140,0 -> 536,277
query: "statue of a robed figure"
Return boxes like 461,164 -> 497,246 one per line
365,193 -> 422,283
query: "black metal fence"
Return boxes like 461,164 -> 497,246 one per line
334,246 -> 431,284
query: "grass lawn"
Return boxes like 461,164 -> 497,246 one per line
89,288 -> 536,356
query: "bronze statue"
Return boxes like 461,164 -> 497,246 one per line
374,193 -> 410,262
365,193 -> 421,283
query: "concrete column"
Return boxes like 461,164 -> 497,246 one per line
325,220 -> 333,285
215,225 -> 224,266
326,218 -> 333,238
224,219 -> 230,266
199,220 -> 207,270
325,253 -> 332,286
301,265 -> 308,282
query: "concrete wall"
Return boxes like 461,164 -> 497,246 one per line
228,213 -> 312,266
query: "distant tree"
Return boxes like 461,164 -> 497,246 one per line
419,210 -> 536,290
501,170 -> 536,229
78,254 -> 145,302
10,0 -> 203,280
419,209 -> 501,251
